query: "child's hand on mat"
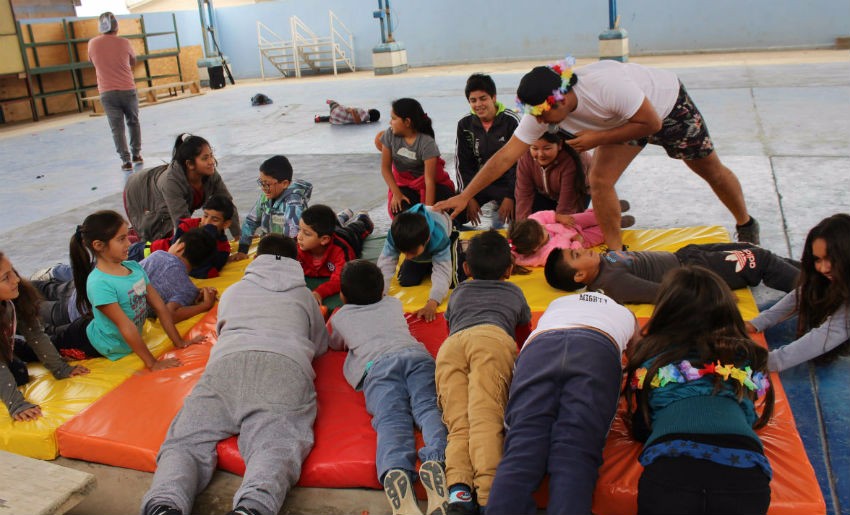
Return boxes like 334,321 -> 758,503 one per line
415,299 -> 439,322
13,405 -> 42,422
230,252 -> 249,262
177,334 -> 208,348
150,357 -> 181,371
69,365 -> 90,377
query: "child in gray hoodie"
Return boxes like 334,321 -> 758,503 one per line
141,234 -> 329,515
329,259 -> 449,515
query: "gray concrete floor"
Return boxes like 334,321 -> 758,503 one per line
1,49 -> 849,514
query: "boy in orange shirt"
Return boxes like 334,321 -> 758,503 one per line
296,205 -> 373,305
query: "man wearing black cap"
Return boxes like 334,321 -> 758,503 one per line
88,12 -> 142,171
435,58 -> 759,250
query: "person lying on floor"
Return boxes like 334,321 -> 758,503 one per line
544,242 -> 799,304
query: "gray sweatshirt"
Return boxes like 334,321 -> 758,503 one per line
328,296 -> 430,389
751,290 -> 850,372
2,300 -> 74,417
211,255 -> 328,379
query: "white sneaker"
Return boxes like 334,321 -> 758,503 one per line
384,469 -> 424,515
419,461 -> 449,515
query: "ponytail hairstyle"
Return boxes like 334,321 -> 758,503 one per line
391,98 -> 435,138
69,210 -> 127,317
798,213 -> 850,364
507,218 -> 546,256
625,266 -> 774,431
0,251 -> 42,365
172,133 -> 211,173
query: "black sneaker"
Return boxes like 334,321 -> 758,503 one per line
447,502 -> 478,515
132,154 -> 143,164
620,214 -> 636,229
226,507 -> 262,515
148,505 -> 182,515
352,211 -> 375,235
619,199 -> 631,212
736,217 -> 760,245
121,161 -> 133,171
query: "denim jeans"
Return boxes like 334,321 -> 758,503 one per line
101,89 -> 141,162
362,347 -> 448,481
488,328 -> 623,515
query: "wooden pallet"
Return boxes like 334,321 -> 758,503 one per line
85,80 -> 201,114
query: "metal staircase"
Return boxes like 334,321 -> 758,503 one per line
257,10 -> 355,79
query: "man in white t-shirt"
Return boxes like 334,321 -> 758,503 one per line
435,57 -> 759,250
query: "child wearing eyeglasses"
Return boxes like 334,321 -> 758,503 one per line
234,155 -> 312,260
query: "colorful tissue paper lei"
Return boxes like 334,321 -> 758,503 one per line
631,360 -> 770,398
516,56 -> 576,116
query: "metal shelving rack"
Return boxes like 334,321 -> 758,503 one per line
15,14 -> 182,121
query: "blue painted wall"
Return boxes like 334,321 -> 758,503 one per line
143,0 -> 848,79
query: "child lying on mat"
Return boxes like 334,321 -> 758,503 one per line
507,209 -> 604,267
141,234 -> 328,515
435,231 -> 531,514
127,194 -> 236,279
328,259 -> 449,515
544,243 -> 800,304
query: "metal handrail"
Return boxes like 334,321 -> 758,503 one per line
329,9 -> 355,72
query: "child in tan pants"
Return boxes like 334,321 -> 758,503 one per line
435,231 -> 531,514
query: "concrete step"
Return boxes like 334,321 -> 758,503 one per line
0,451 -> 95,515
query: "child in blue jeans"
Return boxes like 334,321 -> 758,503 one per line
488,292 -> 639,515
329,259 -> 449,515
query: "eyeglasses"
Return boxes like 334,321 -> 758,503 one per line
257,179 -> 282,190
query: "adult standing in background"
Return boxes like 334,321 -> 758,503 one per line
88,12 -> 142,171
436,57 -> 760,250
454,73 -> 521,226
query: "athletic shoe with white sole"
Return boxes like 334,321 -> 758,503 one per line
384,469 -> 424,515
419,460 -> 449,515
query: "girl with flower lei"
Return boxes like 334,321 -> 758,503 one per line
624,265 -> 774,515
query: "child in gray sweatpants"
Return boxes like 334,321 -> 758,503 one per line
141,235 -> 329,515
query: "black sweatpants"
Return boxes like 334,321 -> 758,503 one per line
675,243 -> 799,293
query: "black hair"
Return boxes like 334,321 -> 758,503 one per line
798,213 -> 850,364
260,155 -> 293,182
390,211 -> 430,254
172,134 -> 211,173
368,109 -> 381,122
517,65 -> 578,106
176,228 -> 217,267
544,248 -> 584,292
534,130 -> 589,209
340,260 -> 384,305
391,98 -> 435,138
300,204 -> 337,237
466,230 -> 512,280
69,210 -> 127,317
203,194 -> 235,221
507,219 -> 546,256
256,234 -> 297,259
625,266 -> 774,431
465,73 -> 497,99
